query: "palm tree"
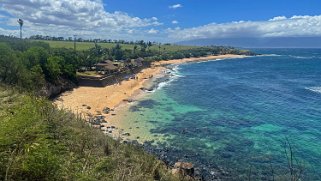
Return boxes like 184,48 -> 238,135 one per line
17,19 -> 23,39
133,45 -> 138,54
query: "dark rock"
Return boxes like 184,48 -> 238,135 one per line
172,162 -> 195,178
123,98 -> 134,103
103,107 -> 111,114
221,152 -> 233,158
122,132 -> 131,136
95,115 -> 105,120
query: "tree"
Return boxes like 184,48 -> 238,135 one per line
27,65 -> 46,90
45,56 -> 62,81
147,41 -> 152,50
112,43 -> 124,60
23,47 -> 49,68
133,45 -> 138,54
0,43 -> 20,84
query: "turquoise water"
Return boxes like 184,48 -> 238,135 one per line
123,49 -> 321,180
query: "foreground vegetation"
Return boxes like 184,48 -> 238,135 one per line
0,85 -> 181,181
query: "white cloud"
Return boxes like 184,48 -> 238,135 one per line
269,16 -> 287,21
169,4 -> 182,9
127,29 -> 134,34
168,15 -> 321,41
0,0 -> 162,40
172,20 -> 179,24
147,28 -> 158,34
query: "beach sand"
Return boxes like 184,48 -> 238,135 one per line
54,54 -> 245,140
153,54 -> 245,66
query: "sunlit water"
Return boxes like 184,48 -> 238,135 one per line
114,49 -> 321,180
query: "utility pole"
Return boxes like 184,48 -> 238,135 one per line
17,19 -> 24,39
158,43 -> 161,55
73,35 -> 77,51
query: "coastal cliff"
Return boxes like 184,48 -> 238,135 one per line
39,77 -> 77,98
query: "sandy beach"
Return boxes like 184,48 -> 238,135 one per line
54,54 -> 245,139
153,54 -> 245,66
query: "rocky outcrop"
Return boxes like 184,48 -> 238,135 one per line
39,77 -> 77,98
172,162 -> 195,179
102,107 -> 111,114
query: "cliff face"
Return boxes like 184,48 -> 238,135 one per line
38,77 -> 77,98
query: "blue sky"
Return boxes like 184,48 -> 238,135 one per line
1,0 -> 321,42
105,0 -> 321,27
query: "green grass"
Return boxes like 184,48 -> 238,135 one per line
0,85 -> 184,181
37,40 -> 198,52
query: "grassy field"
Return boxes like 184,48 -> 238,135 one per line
38,40 -> 197,51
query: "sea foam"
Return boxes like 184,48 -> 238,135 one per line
289,55 -> 314,59
146,65 -> 182,93
306,87 -> 321,94
258,54 -> 282,57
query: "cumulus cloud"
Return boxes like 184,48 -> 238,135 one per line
269,16 -> 287,21
168,15 -> 321,41
0,0 -> 161,39
172,20 -> 179,24
147,28 -> 158,34
169,4 -> 182,9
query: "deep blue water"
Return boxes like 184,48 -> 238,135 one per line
126,49 -> 321,180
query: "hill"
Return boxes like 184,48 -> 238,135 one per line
178,37 -> 321,48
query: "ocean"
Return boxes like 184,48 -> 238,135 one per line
115,49 -> 321,180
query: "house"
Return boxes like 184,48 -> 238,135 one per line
96,60 -> 119,74
112,61 -> 126,70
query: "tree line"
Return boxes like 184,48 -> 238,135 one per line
29,34 -> 166,45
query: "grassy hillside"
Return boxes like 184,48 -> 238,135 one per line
38,40 -> 197,52
0,85 -> 181,181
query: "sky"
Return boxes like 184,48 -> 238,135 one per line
0,0 -> 321,42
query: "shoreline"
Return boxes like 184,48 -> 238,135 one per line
153,54 -> 246,66
54,54 -> 246,140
